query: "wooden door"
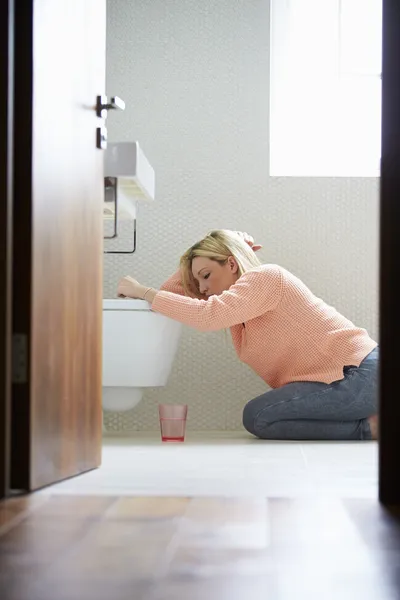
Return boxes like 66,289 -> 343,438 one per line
10,0 -> 106,491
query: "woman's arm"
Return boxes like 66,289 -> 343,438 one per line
118,265 -> 283,331
117,270 -> 186,302
117,266 -> 283,330
118,271 -> 194,304
159,270 -> 186,295
151,266 -> 283,331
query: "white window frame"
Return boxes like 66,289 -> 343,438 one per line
269,0 -> 382,177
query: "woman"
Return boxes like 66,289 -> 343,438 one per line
117,230 -> 379,441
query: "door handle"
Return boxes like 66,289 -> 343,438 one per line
96,95 -> 126,119
96,126 -> 108,150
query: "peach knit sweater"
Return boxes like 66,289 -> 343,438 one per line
152,265 -> 377,388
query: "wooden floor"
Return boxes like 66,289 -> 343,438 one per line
0,494 -> 399,600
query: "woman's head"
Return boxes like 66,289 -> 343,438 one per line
179,230 -> 261,297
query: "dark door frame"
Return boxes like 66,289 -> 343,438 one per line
9,0 -> 33,491
378,0 -> 400,504
0,0 -> 14,500
0,0 -> 399,504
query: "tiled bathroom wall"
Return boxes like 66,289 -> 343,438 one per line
103,0 -> 379,432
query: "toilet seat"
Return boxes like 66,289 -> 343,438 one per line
103,298 -> 151,311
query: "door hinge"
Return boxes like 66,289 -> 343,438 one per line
12,334 -> 28,384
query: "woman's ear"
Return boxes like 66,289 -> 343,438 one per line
227,256 -> 239,273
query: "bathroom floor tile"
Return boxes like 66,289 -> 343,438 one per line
36,432 -> 377,499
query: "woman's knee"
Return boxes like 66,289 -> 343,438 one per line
243,397 -> 290,440
242,400 -> 259,435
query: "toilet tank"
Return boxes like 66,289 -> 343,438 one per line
102,299 -> 182,388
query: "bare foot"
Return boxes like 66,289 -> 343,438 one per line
368,414 -> 379,440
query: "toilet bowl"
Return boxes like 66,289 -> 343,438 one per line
102,298 -> 182,412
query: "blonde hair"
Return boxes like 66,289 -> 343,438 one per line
179,229 -> 261,297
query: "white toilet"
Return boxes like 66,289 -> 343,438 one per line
102,298 -> 182,411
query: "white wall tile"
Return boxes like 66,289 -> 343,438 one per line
103,0 -> 379,432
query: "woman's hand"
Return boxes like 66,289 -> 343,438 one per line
117,276 -> 149,300
235,231 -> 263,252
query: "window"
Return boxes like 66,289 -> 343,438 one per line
269,0 -> 382,177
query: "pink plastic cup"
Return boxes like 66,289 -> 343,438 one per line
158,404 -> 188,442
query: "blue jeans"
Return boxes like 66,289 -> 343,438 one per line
242,348 -> 379,441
